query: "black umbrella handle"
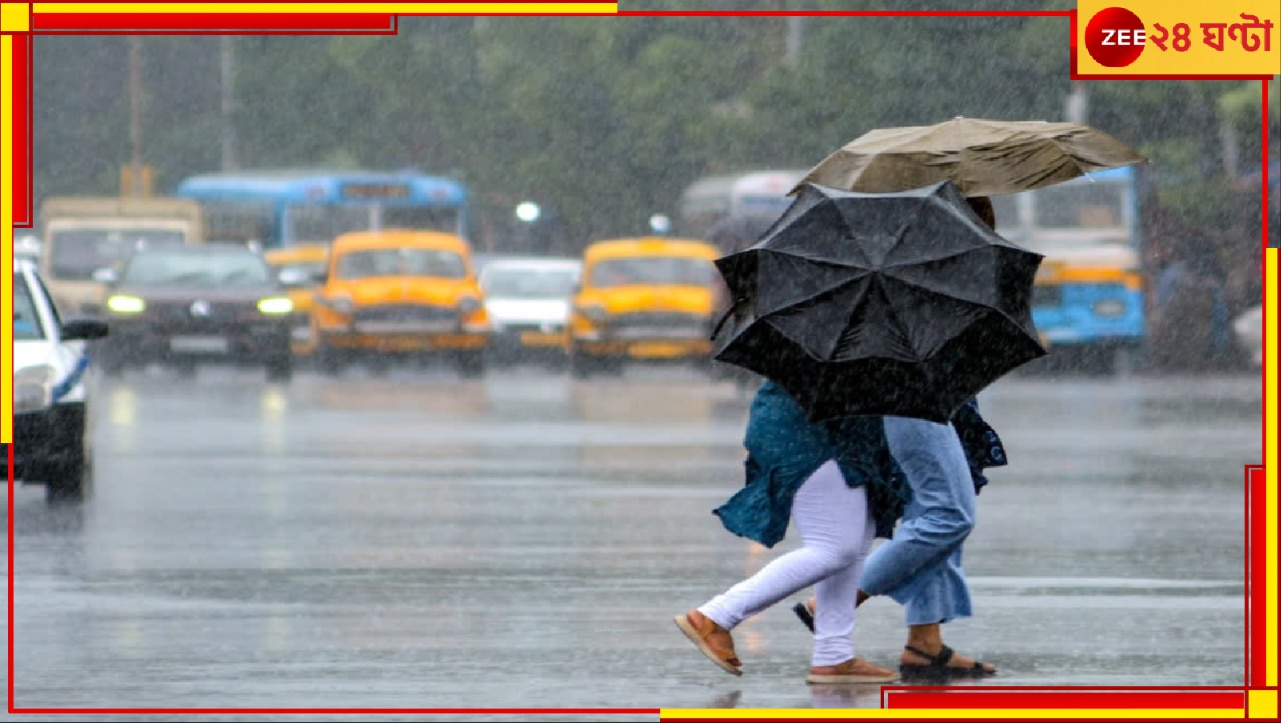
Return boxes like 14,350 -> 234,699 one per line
710,299 -> 741,341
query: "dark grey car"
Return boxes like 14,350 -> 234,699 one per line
95,245 -> 299,381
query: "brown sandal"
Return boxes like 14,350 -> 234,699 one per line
674,610 -> 743,676
807,657 -> 900,684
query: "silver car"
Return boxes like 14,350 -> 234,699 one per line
478,256 -> 581,367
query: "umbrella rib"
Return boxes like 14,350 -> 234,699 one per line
882,246 -> 982,268
757,273 -> 869,317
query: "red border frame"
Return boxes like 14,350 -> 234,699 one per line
8,32 -> 29,227
4,5 -> 1271,719
31,13 -> 399,33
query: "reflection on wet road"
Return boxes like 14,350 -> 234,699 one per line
5,366 -> 1258,713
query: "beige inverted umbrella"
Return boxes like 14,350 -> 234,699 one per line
796,116 -> 1147,197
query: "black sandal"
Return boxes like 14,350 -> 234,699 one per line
792,601 -> 815,633
899,644 -> 996,681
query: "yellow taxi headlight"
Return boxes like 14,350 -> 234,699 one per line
457,295 -> 481,314
579,304 -> 608,323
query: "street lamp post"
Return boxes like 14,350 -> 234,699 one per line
1065,80 -> 1089,124
220,36 -> 238,171
128,37 -> 144,196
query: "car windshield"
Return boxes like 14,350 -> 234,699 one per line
48,228 -> 187,280
482,267 -> 578,299
335,248 -> 466,280
12,274 -> 45,340
122,250 -> 272,289
589,256 -> 717,288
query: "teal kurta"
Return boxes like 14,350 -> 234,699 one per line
712,381 -> 910,548
712,381 -> 1006,549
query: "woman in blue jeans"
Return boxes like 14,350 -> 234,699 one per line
791,403 -> 1002,680
867,413 -> 997,679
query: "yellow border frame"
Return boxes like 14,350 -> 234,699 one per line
2,29 -> 13,444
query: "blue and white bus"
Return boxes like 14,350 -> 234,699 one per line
676,169 -> 808,240
175,169 -> 468,249
991,166 -> 1145,372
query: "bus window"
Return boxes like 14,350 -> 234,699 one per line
202,201 -> 274,244
383,206 -> 459,234
1032,182 -> 1126,230
286,205 -> 373,245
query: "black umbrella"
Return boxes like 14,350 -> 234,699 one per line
712,180 -> 1047,424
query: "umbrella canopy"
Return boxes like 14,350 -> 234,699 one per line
713,180 -> 1047,424
796,117 -> 1147,197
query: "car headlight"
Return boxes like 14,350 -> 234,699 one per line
457,296 -> 481,315
106,294 -> 146,314
1092,299 -> 1126,317
257,296 -> 294,315
14,364 -> 55,413
579,304 -> 608,323
328,295 -> 354,315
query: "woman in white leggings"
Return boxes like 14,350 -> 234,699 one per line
677,460 -> 894,683
674,380 -> 907,684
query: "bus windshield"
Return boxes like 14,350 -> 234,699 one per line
47,228 -> 187,280
990,173 -> 1135,256
677,170 -> 806,240
1032,182 -> 1127,230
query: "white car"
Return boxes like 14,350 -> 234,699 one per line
478,256 -> 581,367
1232,304 -> 1263,368
9,258 -> 108,502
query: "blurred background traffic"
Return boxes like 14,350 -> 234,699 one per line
16,12 -> 1276,382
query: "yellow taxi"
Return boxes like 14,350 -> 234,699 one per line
567,236 -> 721,377
310,230 -> 491,376
264,244 -> 329,356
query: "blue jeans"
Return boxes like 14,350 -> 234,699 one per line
859,416 -> 976,626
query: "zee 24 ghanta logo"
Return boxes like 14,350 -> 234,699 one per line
1084,6 -> 1273,67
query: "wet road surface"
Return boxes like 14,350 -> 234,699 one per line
4,364 -> 1259,715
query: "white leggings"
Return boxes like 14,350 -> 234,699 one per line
699,460 -> 875,666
